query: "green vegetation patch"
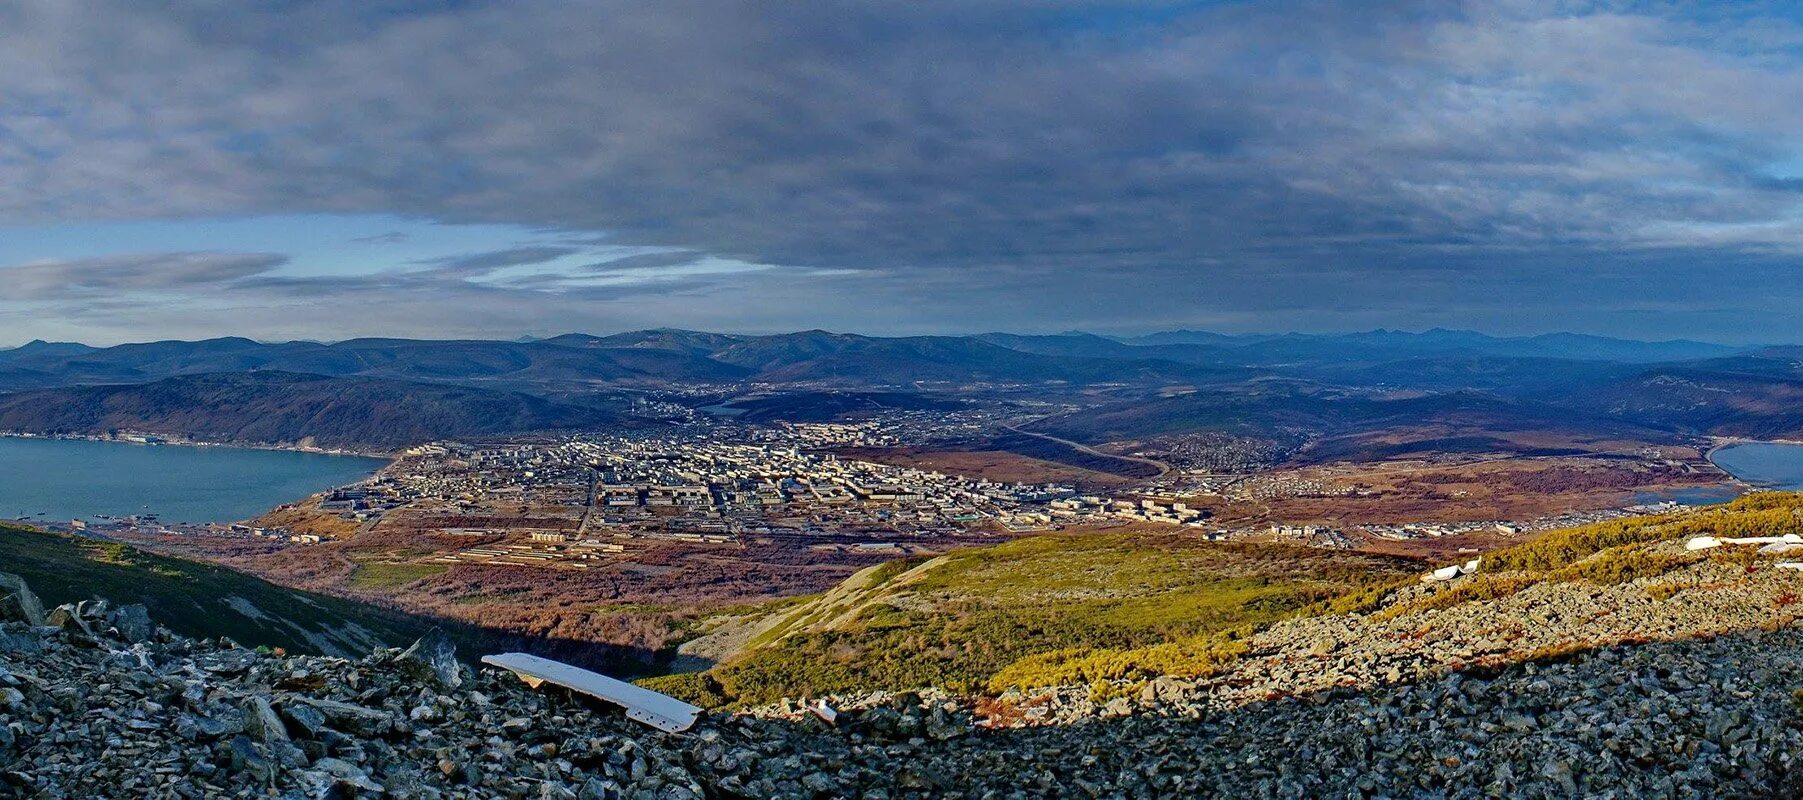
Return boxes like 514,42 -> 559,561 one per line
346,561 -> 448,590
988,629 -> 1251,691
1550,547 -> 1694,585
1371,493 -> 1803,618
650,496 -> 1803,707
648,535 -> 1418,706
1488,493 -> 1803,573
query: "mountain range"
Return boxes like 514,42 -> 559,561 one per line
0,371 -> 622,450
2,327 -> 1760,393
0,328 -> 1797,451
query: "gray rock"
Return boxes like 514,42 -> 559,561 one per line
279,701 -> 328,738
396,628 -> 463,689
0,573 -> 44,626
295,697 -> 397,737
243,696 -> 289,742
311,756 -> 385,792
106,604 -> 153,643
0,630 -> 40,655
227,734 -> 275,782
45,603 -> 94,637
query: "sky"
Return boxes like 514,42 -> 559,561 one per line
4,0 -> 1803,345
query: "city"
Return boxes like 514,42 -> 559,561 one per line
5,2 -> 1803,795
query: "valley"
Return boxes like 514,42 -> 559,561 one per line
0,327 -> 1800,799
4,327 -> 1789,689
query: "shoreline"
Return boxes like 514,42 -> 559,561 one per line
1704,438 -> 1803,489
0,430 -> 399,460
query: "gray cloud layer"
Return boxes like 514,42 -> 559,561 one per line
3,0 -> 1803,342
6,253 -> 288,300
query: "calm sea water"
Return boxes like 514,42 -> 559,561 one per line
0,436 -> 386,524
1709,442 -> 1803,491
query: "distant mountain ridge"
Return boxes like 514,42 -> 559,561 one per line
0,327 -> 1759,394
0,328 -> 1789,452
0,329 -> 1248,392
0,371 -> 622,450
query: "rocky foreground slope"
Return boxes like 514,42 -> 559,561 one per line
8,531 -> 1803,798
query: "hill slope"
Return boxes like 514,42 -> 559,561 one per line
647,536 -> 1420,704
660,494 -> 1803,709
0,371 -> 620,449
1027,382 -> 1665,460
0,523 -> 441,657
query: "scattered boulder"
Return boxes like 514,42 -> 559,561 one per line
106,604 -> 154,643
277,701 -> 327,739
242,697 -> 289,743
44,603 -> 95,638
395,628 -> 463,689
293,698 -> 396,738
0,573 -> 45,626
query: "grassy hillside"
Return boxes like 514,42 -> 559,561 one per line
1326,492 -> 1803,620
650,494 -> 1803,708
0,522 -> 450,657
645,534 -> 1420,705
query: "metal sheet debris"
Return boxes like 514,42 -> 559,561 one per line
1422,557 -> 1481,583
481,652 -> 702,733
1685,534 -> 1803,551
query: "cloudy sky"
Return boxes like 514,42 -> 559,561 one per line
3,0 -> 1803,345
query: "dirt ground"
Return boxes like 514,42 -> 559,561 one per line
112,514 -> 1007,674
1184,453 -> 1736,526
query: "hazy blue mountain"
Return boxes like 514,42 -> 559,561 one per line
715,333 -> 1238,385
0,371 -> 624,449
0,340 -> 100,360
1115,328 -> 1743,364
0,329 -> 1767,399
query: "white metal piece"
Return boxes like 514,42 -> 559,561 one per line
1422,565 -> 1461,583
481,652 -> 702,733
1686,534 -> 1803,551
1723,533 -> 1795,547
809,699 -> 839,725
1777,562 -> 1803,571
1422,557 -> 1481,584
